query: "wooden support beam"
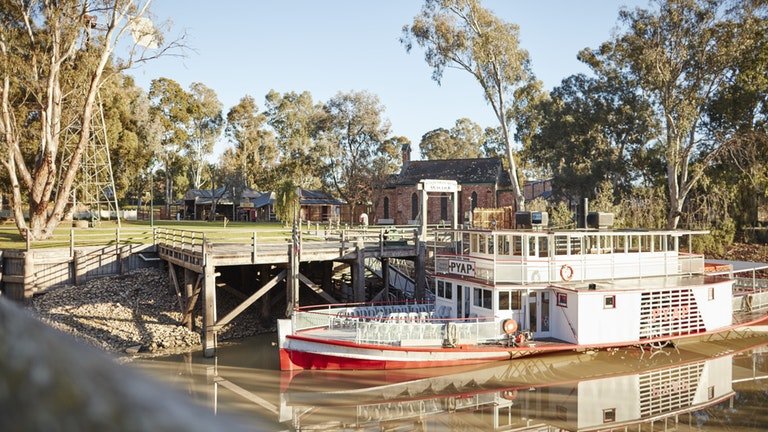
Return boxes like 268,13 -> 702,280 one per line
167,262 -> 185,318
215,270 -> 287,330
353,246 -> 365,302
415,241 -> 426,300
298,273 -> 338,304
202,255 -> 217,358
183,268 -> 196,330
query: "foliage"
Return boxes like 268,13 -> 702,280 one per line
0,0 -> 181,240
224,95 -> 277,191
523,73 -> 657,202
185,82 -> 223,190
548,200 -> 575,229
324,90 -> 392,214
581,0 -> 766,228
274,180 -> 299,226
264,90 -> 330,189
419,118 -> 483,160
403,0 -> 535,209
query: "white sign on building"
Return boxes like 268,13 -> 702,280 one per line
420,179 -> 459,193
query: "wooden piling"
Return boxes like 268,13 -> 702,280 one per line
202,251 -> 217,358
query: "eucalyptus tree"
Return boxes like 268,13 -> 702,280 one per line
264,90 -> 330,189
148,77 -> 191,214
581,0 -> 765,228
99,74 -> 158,203
186,83 -> 222,190
224,95 -> 277,191
525,73 -> 657,203
419,118 -> 483,160
402,0 -> 536,210
0,0 -> 180,240
325,90 -> 392,217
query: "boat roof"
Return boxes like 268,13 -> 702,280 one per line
554,274 -> 725,293
704,259 -> 768,275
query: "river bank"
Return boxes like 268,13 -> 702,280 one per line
31,267 -> 271,357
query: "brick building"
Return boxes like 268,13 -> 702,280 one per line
375,144 -> 517,225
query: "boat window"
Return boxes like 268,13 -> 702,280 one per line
614,235 -> 626,253
437,280 -> 453,299
570,236 -> 582,255
604,295 -> 616,309
603,408 -> 616,423
488,235 -> 494,255
585,235 -> 597,254
499,235 -> 510,255
538,237 -> 548,257
528,236 -> 537,257
471,234 -> 479,253
473,288 -> 492,309
512,235 -> 523,256
483,289 -> 492,309
478,234 -> 486,254
600,235 -> 613,254
498,291 -> 522,310
556,292 -> 568,307
640,235 -> 651,252
554,235 -> 569,255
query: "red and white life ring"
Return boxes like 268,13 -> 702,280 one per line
560,264 -> 574,282
502,319 -> 518,335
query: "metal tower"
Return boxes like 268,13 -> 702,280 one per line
58,93 -> 121,225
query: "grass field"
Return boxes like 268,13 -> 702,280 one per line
0,219 -> 296,250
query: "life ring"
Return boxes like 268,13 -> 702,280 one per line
501,389 -> 518,400
560,264 -> 574,281
502,319 -> 518,335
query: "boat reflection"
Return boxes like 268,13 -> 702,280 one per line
280,333 -> 768,431
134,332 -> 768,431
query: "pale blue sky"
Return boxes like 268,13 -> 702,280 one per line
130,1 -> 649,159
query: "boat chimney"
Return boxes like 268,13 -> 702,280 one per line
577,198 -> 589,228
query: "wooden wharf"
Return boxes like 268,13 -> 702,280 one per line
154,226 -> 427,357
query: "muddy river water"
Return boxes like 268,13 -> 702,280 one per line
132,332 -> 768,431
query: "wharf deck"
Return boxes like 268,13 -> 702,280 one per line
155,227 -> 421,272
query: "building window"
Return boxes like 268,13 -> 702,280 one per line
556,292 -> 568,307
604,295 -> 616,309
383,196 -> 389,219
440,193 -> 448,221
708,286 -> 715,301
471,191 -> 478,210
411,193 -> 418,220
603,408 -> 616,423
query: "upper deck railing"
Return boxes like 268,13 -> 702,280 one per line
430,228 -> 706,285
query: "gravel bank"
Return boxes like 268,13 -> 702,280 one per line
31,268 -> 271,356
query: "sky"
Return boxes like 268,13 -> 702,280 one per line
129,0 -> 650,160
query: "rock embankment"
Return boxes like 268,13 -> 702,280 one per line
32,268 -> 268,355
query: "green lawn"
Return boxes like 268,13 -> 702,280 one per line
0,219 -> 295,250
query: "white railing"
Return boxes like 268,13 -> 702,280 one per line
292,303 -> 502,346
435,253 -> 704,284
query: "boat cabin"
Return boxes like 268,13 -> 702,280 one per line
432,228 -> 733,344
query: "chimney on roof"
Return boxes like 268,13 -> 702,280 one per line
401,143 -> 411,167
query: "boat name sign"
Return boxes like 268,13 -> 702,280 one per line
449,260 -> 476,277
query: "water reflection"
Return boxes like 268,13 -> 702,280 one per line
133,333 -> 768,431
